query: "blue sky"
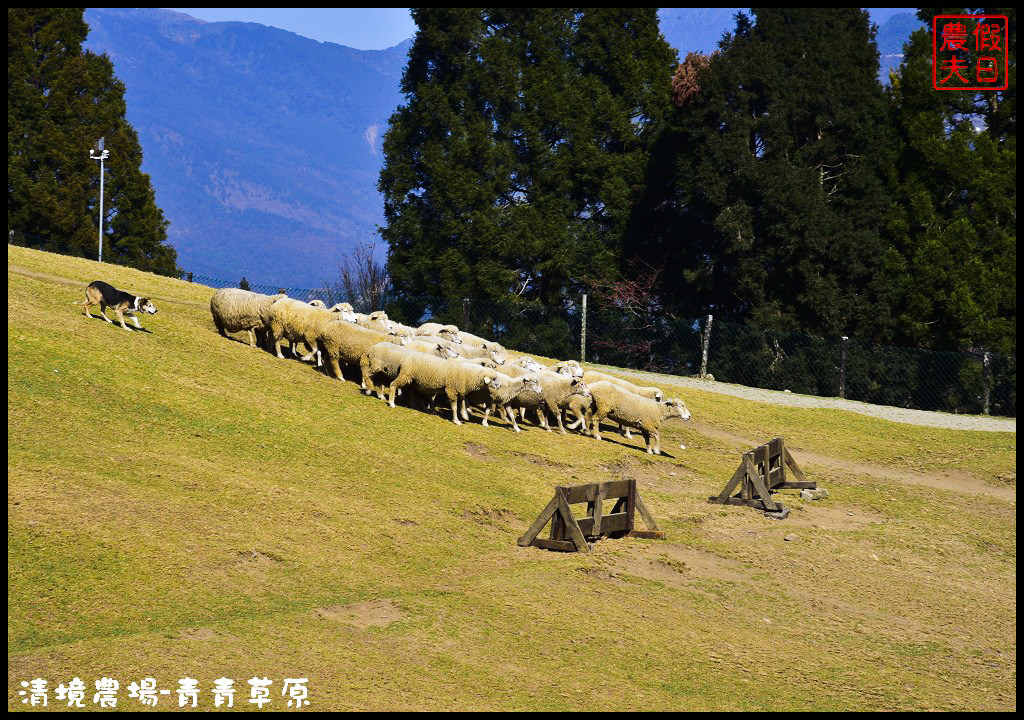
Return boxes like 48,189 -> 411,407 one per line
166,8 -> 417,50
166,8 -> 914,51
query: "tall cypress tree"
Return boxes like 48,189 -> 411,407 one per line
887,8 -> 1015,353
649,9 -> 901,340
8,8 -> 178,276
379,8 -> 675,312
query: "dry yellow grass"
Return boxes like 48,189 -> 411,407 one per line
8,245 -> 1016,710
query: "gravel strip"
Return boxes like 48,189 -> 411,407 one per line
588,364 -> 1016,433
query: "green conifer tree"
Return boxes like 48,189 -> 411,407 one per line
8,8 -> 178,276
887,8 -> 1015,353
379,8 -> 675,314
650,9 -> 901,341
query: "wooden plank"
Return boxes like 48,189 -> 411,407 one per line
557,490 -> 589,552
746,456 -> 779,512
783,446 -> 811,485
776,481 -> 816,490
711,462 -> 748,504
517,494 -> 559,546
707,496 -> 773,511
577,513 -> 631,536
634,489 -> 659,532
626,479 -> 636,534
591,482 -> 606,536
754,443 -> 769,490
529,538 -> 577,552
563,480 -> 631,504
773,438 -> 786,487
549,504 -> 565,541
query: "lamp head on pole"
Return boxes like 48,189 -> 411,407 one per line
90,137 -> 109,160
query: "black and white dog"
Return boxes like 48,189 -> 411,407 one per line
74,280 -> 157,331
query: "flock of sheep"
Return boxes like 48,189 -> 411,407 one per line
210,288 -> 692,454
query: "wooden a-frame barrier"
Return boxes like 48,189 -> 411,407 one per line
517,479 -> 665,553
708,437 -> 814,517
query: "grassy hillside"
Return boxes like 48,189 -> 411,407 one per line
7,245 -> 1016,711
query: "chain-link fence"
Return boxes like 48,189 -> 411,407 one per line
183,272 -> 1016,417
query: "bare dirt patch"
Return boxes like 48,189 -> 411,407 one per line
178,627 -> 219,641
462,506 -> 519,528
775,504 -> 886,531
512,451 -> 570,469
609,542 -> 752,591
464,442 -> 490,460
314,599 -> 406,629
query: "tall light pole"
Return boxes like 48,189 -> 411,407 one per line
89,138 -> 109,263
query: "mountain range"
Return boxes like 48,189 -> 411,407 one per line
83,8 -> 920,288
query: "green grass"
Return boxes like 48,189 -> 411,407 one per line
7,245 -> 1017,710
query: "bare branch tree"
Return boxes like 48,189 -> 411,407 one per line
325,242 -> 391,312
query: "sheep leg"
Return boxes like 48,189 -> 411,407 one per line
459,397 -> 470,422
505,403 -> 521,433
246,329 -> 257,347
447,391 -> 462,425
620,423 -> 633,439
536,408 -> 551,432
298,339 -> 318,363
359,356 -> 375,394
643,429 -> 654,454
591,412 -> 605,442
329,356 -> 344,380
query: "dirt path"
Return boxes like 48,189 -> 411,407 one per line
691,421 -> 1015,502
593,364 -> 1016,433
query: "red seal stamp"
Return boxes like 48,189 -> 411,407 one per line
932,14 -> 1008,90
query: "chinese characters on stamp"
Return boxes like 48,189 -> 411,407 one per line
933,14 -> 1009,91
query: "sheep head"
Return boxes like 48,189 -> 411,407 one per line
662,398 -> 691,421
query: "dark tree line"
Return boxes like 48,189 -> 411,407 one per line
379,8 -> 1015,356
8,8 -> 178,277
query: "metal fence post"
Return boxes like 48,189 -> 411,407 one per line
840,336 -> 849,398
462,298 -> 470,332
700,314 -> 713,378
580,293 -> 587,363
982,350 -> 991,415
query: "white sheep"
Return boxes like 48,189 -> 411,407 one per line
576,370 -> 664,438
416,323 -> 462,343
308,299 -> 327,309
464,373 -> 542,432
355,310 -> 394,333
386,354 -> 498,425
209,288 -> 286,349
360,340 -> 458,399
582,370 -> 664,400
268,297 -> 337,363
551,360 -> 584,378
508,371 -> 590,433
455,343 -> 507,364
315,320 -> 397,384
585,381 -> 691,454
455,329 -> 499,348
328,302 -> 358,322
